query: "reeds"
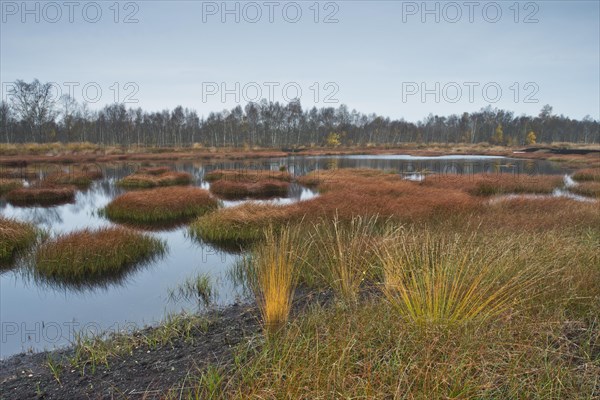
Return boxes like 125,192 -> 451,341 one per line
5,185 -> 76,207
34,227 -> 165,285
103,186 -> 218,226
245,225 -> 307,334
209,179 -> 289,199
377,227 -> 544,326
0,217 -> 38,266
118,170 -> 193,188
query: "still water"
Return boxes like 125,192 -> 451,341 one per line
0,155 -> 569,358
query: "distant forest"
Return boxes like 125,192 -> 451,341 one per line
1,79 -> 599,147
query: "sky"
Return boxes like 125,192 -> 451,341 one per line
1,0 -> 599,121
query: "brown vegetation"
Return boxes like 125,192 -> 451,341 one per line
209,179 -> 289,199
571,181 -> 600,198
118,170 -> 193,188
35,227 -> 165,285
5,185 -> 76,207
103,186 -> 218,226
0,217 -> 38,266
204,169 -> 291,182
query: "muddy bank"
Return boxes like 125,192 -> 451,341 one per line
0,303 -> 259,400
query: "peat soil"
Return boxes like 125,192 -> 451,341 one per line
0,290 -> 332,400
0,302 -> 259,400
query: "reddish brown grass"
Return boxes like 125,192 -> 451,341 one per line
0,178 -> 23,194
204,169 -> 292,183
572,168 -> 600,182
571,181 -> 600,198
118,170 -> 193,188
210,179 -> 290,199
6,185 -> 76,207
421,173 -> 564,196
104,186 -> 218,225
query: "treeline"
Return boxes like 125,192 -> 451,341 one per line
1,79 -> 598,147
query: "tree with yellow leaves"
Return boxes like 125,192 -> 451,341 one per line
526,131 -> 537,145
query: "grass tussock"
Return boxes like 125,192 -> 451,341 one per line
0,167 -> 38,180
190,203 -> 296,247
0,217 -> 38,266
378,228 -> 545,326
209,179 -> 289,199
35,227 -> 165,285
306,215 -> 380,303
45,166 -> 103,188
104,186 -> 218,226
0,178 -> 23,194
421,173 -> 564,195
5,185 -> 76,207
118,170 -> 193,188
245,225 -> 307,334
571,181 -> 600,198
204,169 -> 291,183
572,168 -> 600,182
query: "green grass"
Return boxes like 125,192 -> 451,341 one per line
68,313 -> 211,375
378,227 -> 545,326
306,215 -> 380,304
168,272 -> 214,307
34,227 -> 166,285
0,217 -> 39,267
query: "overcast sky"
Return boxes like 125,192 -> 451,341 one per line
1,0 -> 598,121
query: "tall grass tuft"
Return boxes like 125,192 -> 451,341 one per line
35,227 -> 166,285
245,225 -> 307,334
307,214 -> 380,304
378,228 -> 544,326
0,217 -> 39,266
